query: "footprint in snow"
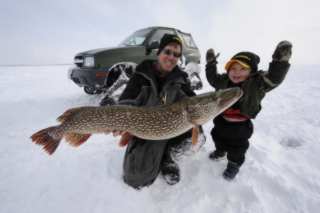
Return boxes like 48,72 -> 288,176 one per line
279,137 -> 304,148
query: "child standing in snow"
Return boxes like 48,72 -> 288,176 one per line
205,41 -> 292,180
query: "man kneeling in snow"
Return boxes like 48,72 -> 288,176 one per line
101,34 -> 205,189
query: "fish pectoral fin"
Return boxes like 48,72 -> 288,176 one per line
186,105 -> 202,125
65,133 -> 91,147
191,126 -> 200,145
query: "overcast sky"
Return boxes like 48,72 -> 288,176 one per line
1,0 -> 319,68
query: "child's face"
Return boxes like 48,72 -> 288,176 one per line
228,62 -> 251,84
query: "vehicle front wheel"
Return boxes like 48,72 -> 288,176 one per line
84,86 -> 102,95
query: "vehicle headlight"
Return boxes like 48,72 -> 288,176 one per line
84,56 -> 95,67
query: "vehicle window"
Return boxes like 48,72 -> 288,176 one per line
148,29 -> 175,44
120,28 -> 152,46
180,33 -> 197,48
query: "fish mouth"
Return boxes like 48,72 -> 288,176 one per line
217,87 -> 243,109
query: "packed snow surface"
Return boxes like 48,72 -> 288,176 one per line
1,65 -> 320,213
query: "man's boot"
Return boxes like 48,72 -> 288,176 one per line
161,153 -> 180,185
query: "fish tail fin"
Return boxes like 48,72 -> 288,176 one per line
30,126 -> 62,155
65,133 -> 91,147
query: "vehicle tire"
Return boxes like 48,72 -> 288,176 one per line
84,86 -> 100,95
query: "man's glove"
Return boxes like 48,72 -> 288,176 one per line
272,41 -> 292,62
206,49 -> 220,64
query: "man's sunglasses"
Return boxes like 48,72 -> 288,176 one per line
162,49 -> 182,58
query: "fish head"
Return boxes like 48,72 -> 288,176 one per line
215,87 -> 243,111
186,87 -> 243,125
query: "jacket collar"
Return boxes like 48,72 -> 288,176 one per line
135,60 -> 188,93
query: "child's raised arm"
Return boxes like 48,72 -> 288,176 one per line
205,49 -> 227,89
262,41 -> 292,91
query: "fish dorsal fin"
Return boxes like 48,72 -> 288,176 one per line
57,106 -> 94,123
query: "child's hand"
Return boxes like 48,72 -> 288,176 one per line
272,41 -> 292,62
206,49 -> 220,64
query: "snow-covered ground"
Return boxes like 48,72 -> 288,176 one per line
1,64 -> 320,213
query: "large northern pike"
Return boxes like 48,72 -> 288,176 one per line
31,87 -> 242,155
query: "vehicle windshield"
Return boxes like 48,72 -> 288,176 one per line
179,32 -> 197,48
120,29 -> 152,46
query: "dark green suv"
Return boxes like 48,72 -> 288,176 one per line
69,26 -> 202,95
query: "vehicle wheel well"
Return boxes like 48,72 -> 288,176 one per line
104,62 -> 137,88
